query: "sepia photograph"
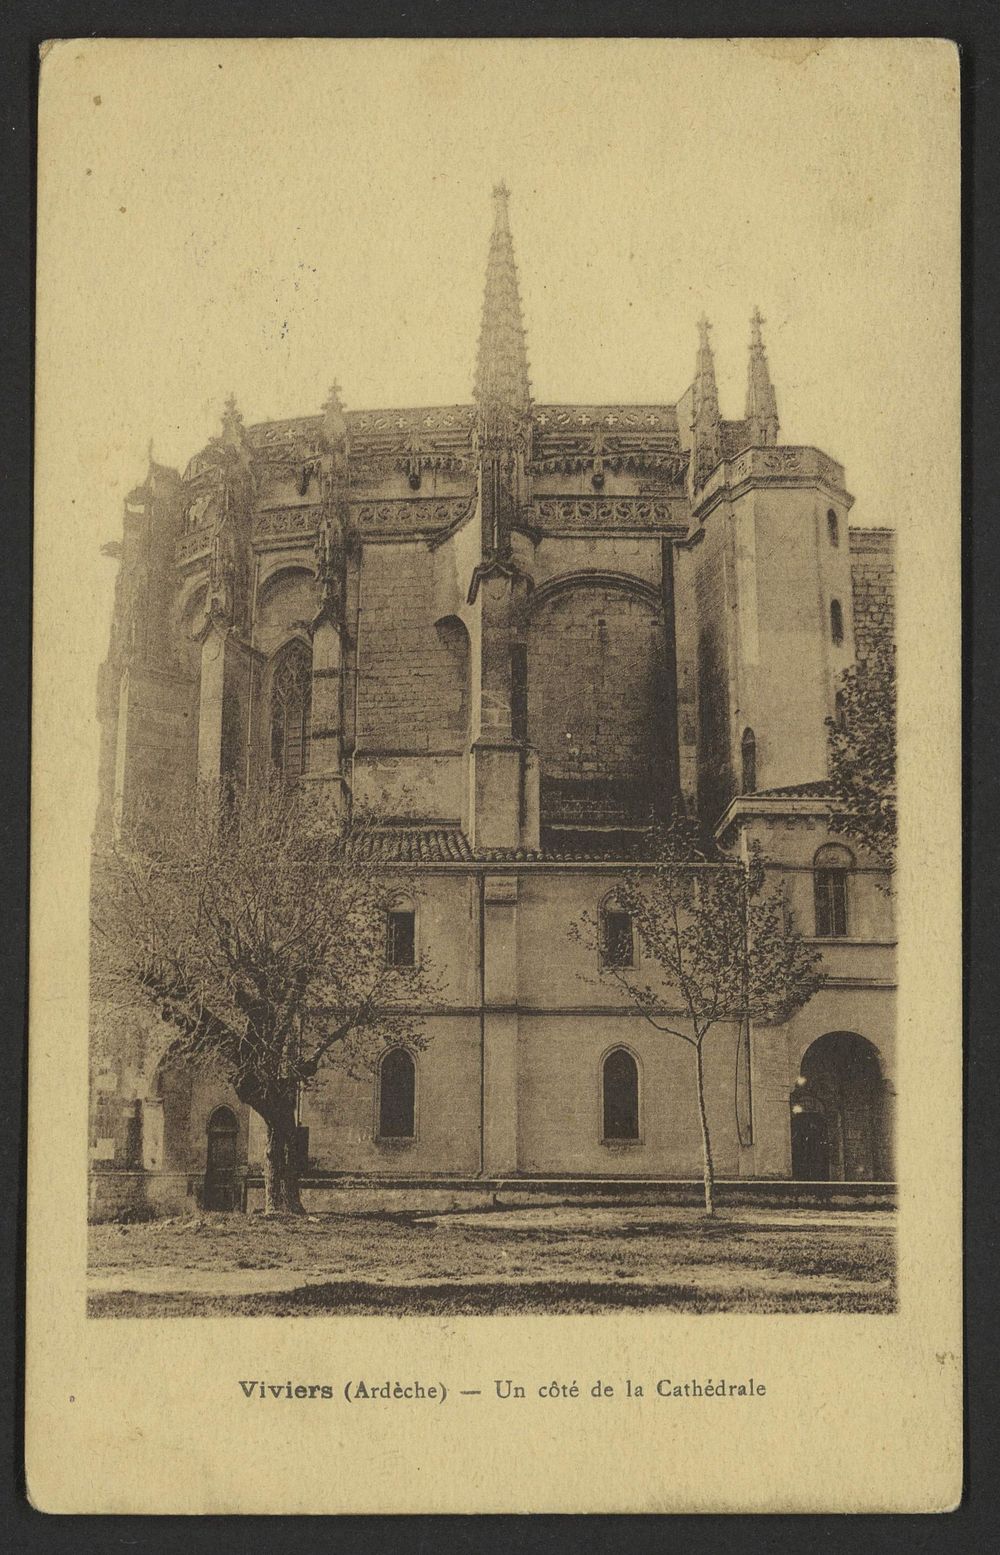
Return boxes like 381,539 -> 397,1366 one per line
83,58 -> 895,1322
27,36 -> 960,1513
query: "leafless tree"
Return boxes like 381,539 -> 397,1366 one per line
91,778 -> 434,1214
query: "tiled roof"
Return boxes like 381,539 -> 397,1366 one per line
349,827 -> 474,863
751,781 -> 832,800
348,825 -> 653,864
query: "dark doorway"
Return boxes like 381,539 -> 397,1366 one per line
204,1106 -> 240,1210
378,1048 -> 416,1139
791,1032 -> 893,1182
790,1107 -> 830,1181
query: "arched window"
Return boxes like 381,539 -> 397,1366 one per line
813,844 -> 853,938
270,641 -> 312,783
378,1048 -> 415,1139
827,508 -> 839,547
834,690 -> 848,732
741,727 -> 757,794
602,1048 -> 640,1141
830,599 -> 844,646
434,615 -> 471,746
385,899 -> 416,968
599,898 -> 634,968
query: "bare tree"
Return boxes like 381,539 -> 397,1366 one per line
576,830 -> 824,1215
91,778 -> 434,1214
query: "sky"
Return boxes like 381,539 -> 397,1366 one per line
35,38 -> 958,817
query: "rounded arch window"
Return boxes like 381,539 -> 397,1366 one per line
827,508 -> 839,547
378,1048 -> 416,1140
602,1048 -> 640,1141
741,727 -> 757,794
813,844 -> 854,938
269,640 -> 312,783
434,615 -> 471,744
830,599 -> 844,646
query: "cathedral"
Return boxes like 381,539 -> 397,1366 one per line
90,185 -> 896,1216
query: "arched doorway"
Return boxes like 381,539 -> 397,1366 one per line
204,1106 -> 240,1210
790,1032 -> 893,1182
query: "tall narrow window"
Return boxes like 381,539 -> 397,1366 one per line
386,907 -> 416,968
510,642 -> 528,743
827,508 -> 839,547
270,641 -> 312,783
830,599 -> 844,646
813,844 -> 853,937
602,1048 -> 640,1141
600,903 -> 634,968
378,1048 -> 415,1139
741,727 -> 757,794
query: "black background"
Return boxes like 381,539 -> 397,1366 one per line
2,2 -> 995,1548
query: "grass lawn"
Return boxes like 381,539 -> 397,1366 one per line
88,1203 -> 896,1316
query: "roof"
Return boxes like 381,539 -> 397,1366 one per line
751,780 -> 832,800
348,826 -> 474,864
347,825 -> 655,865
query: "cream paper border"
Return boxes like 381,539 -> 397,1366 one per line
26,38 -> 961,1514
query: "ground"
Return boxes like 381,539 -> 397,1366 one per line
87,1203 -> 896,1316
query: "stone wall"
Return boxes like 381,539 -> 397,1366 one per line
356,546 -> 470,758
850,526 -> 895,661
526,583 -> 667,796
693,520 -> 734,824
300,1016 -> 482,1177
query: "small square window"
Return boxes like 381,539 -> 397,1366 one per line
386,909 -> 416,967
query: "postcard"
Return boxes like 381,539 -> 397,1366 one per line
26,37 -> 961,1513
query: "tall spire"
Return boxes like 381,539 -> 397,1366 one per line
219,393 -> 247,450
745,307 -> 779,446
690,315 -> 721,489
473,182 -> 531,429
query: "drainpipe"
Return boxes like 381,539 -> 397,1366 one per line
244,552 -> 260,791
478,867 -> 486,1177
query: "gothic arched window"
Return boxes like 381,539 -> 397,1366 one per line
602,1048 -> 640,1141
830,599 -> 844,646
813,843 -> 853,938
378,1048 -> 416,1140
270,641 -> 312,783
741,727 -> 757,794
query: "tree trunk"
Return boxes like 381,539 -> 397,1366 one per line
262,1097 -> 304,1216
694,1039 -> 716,1217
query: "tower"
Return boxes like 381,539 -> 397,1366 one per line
685,313 -> 856,824
472,179 -> 532,557
302,381 -> 354,820
689,315 -> 721,495
467,183 -> 539,852
744,307 -> 779,447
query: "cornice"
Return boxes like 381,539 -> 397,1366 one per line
691,445 -> 855,525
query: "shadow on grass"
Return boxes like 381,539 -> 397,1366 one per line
439,1216 -> 894,1243
88,1278 -> 897,1319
